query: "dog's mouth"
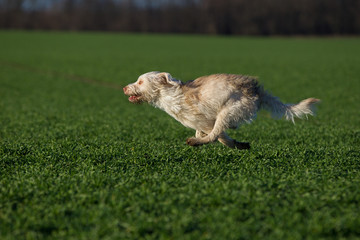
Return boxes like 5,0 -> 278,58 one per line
123,86 -> 144,104
128,95 -> 143,103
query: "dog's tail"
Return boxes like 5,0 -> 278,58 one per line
259,89 -> 320,123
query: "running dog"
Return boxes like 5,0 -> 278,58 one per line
123,72 -> 319,149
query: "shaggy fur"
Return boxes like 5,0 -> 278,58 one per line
123,72 -> 320,149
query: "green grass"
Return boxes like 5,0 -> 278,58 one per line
0,31 -> 359,239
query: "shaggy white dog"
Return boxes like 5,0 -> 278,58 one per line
123,72 -> 319,149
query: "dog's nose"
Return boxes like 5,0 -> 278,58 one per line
123,86 -> 128,93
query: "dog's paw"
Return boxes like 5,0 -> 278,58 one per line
234,141 -> 250,150
186,137 -> 203,147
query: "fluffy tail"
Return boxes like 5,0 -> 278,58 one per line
259,90 -> 320,123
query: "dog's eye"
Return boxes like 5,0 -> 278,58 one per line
138,80 -> 143,85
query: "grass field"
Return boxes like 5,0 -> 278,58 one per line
0,31 -> 359,239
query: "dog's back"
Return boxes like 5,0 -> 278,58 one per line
182,74 -> 261,112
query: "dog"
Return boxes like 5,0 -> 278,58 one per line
123,72 -> 319,149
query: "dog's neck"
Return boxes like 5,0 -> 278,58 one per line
151,85 -> 185,118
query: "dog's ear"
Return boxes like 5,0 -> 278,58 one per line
158,72 -> 181,86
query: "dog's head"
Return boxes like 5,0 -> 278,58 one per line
123,72 -> 181,104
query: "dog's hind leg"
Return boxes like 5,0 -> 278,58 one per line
218,132 -> 250,149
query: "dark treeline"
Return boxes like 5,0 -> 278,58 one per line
1,0 -> 359,35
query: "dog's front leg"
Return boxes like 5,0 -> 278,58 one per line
218,132 -> 250,149
186,130 -> 208,147
186,110 -> 229,147
195,130 -> 207,138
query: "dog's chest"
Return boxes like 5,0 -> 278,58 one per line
160,99 -> 211,130
155,88 -> 214,130
160,100 -> 194,127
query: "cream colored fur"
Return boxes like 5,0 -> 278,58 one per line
123,72 -> 320,149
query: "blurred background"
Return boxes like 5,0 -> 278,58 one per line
0,0 -> 359,35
